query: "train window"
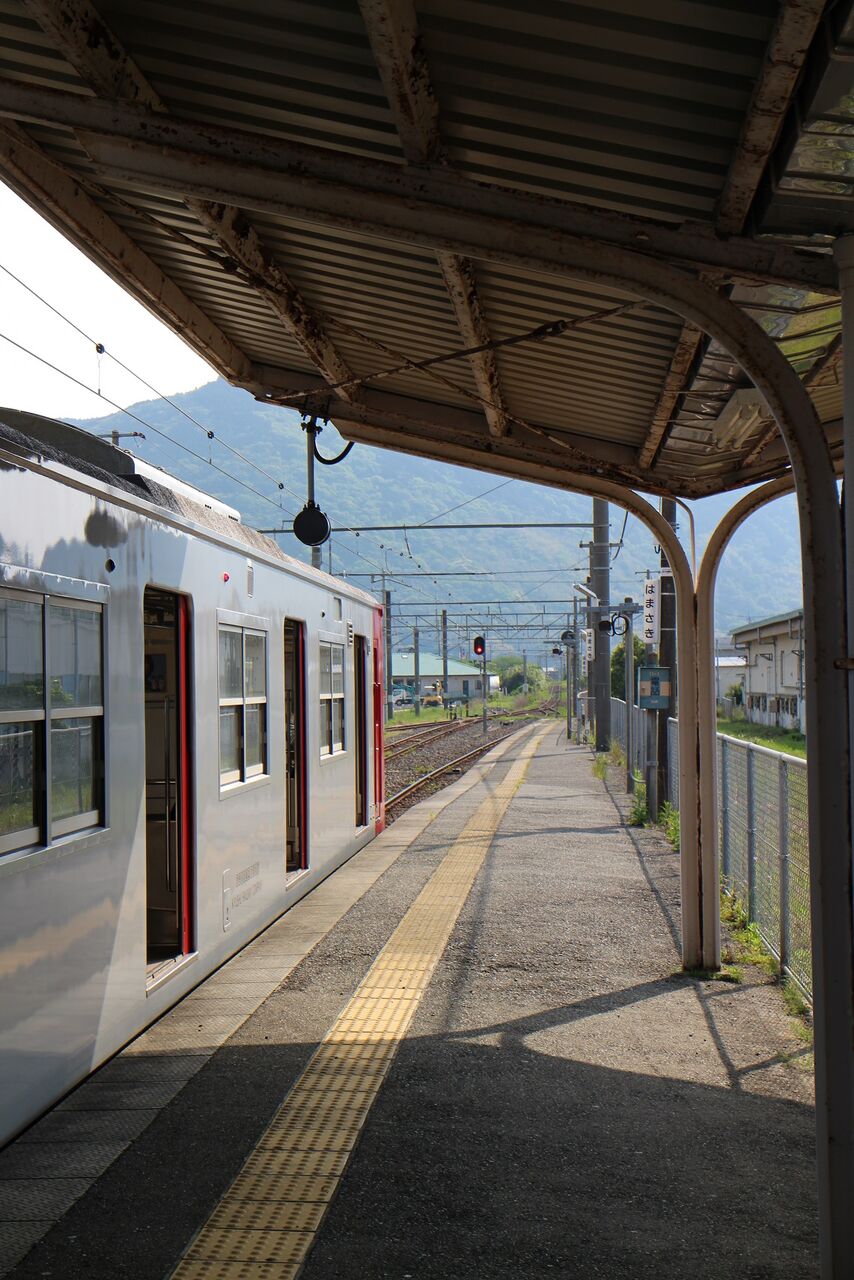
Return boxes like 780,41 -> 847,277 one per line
319,641 -> 345,757
0,589 -> 104,855
218,624 -> 267,786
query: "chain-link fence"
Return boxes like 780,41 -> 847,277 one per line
610,701 -> 811,1000
609,697 -> 644,777
719,735 -> 811,998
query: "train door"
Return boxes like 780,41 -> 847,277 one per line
354,635 -> 368,827
372,608 -> 385,831
143,588 -> 193,972
284,619 -> 307,873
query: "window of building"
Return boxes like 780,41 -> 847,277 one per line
218,625 -> 267,786
0,589 -> 104,855
319,641 -> 345,757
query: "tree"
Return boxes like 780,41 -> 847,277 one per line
506,664 -> 546,694
610,635 -> 648,700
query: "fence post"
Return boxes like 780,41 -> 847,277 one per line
721,738 -> 729,886
779,756 -> 790,975
747,745 -> 756,919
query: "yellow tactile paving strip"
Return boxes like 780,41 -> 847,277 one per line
171,726 -> 548,1280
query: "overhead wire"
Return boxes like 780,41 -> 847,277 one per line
0,262 -> 451,600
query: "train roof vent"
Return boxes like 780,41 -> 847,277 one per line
130,457 -> 241,522
0,408 -> 241,522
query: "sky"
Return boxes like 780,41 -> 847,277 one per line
0,184 -> 215,419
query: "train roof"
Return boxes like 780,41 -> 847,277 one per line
0,407 -> 379,609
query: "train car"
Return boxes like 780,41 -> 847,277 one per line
0,407 -> 385,1146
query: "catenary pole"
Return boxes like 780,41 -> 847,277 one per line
591,498 -> 611,751
384,585 -> 394,722
657,497 -> 678,815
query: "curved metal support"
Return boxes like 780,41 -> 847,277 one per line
511,471 -> 703,969
338,246 -> 850,1276
696,475 -> 796,972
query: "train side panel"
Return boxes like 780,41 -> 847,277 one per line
0,460 -> 380,1145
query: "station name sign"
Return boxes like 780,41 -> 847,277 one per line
638,665 -> 671,710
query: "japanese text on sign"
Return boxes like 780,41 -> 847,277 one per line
642,577 -> 660,648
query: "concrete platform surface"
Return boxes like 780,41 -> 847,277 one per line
1,728 -> 816,1278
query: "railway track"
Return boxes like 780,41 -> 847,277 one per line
386,730 -> 525,810
385,718 -> 471,760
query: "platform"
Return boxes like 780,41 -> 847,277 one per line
0,725 -> 817,1279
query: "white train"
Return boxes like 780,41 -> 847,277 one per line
0,408 -> 385,1145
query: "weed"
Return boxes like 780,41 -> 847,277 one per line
628,780 -> 648,826
659,800 -> 680,851
684,964 -> 743,984
782,978 -> 809,1021
608,740 -> 626,768
592,754 -> 608,781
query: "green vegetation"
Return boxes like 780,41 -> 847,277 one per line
659,800 -> 680,851
716,716 -> 806,759
592,754 -> 608,781
628,780 -> 648,826
609,635 -> 648,700
608,740 -> 626,768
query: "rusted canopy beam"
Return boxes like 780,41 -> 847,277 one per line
637,322 -> 704,469
743,333 -> 842,466
435,252 -> 510,437
0,80 -> 835,293
357,0 -> 441,165
716,0 -> 826,236
358,0 -> 510,436
20,0 -> 356,397
187,201 -> 356,397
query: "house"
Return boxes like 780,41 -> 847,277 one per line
714,643 -> 747,704
390,651 -> 490,701
731,609 -> 804,732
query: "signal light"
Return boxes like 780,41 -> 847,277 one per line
473,635 -> 485,657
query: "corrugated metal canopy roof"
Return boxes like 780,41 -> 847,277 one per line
0,0 -> 849,498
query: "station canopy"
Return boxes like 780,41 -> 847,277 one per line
0,0 -> 851,499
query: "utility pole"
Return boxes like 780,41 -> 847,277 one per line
522,649 -> 528,694
572,596 -> 580,743
564,617 -> 572,743
591,498 -> 611,752
442,609 -> 449,703
413,626 -> 421,717
657,498 -> 678,812
384,586 -> 394,722
481,633 -> 488,737
624,603 -> 635,794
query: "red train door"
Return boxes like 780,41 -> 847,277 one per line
372,607 -> 386,832
354,635 -> 368,827
144,588 -> 193,974
285,619 -> 308,871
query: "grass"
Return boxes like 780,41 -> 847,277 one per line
592,754 -> 608,781
659,800 -> 680,851
628,779 -> 648,826
716,716 -> 806,759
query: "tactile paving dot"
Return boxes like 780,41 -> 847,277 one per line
167,730 -> 547,1280
186,1227 -> 315,1264
172,1260 -> 294,1279
207,1200 -> 326,1234
240,1148 -> 349,1180
225,1173 -> 337,1203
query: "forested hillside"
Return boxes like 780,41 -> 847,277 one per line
74,379 -> 804,639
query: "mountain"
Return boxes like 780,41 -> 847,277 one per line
71,378 -> 804,646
